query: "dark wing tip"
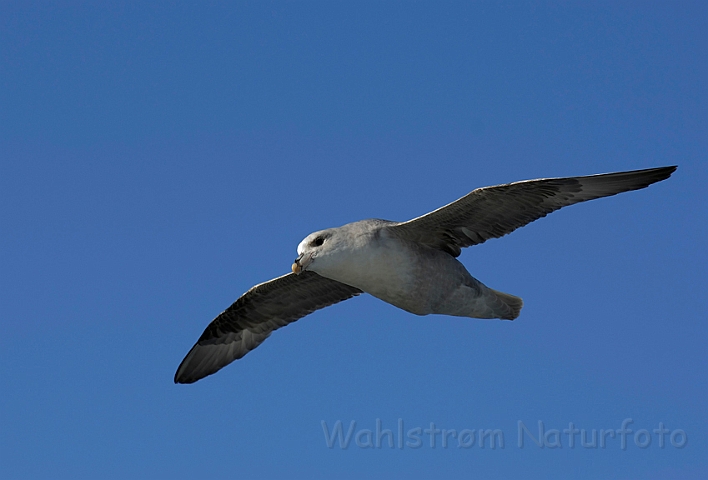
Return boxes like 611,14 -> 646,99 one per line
662,165 -> 677,178
173,343 -> 207,384
589,165 -> 677,194
173,329 -> 271,384
174,345 -> 200,384
173,347 -> 229,384
641,165 -> 677,183
174,371 -> 192,384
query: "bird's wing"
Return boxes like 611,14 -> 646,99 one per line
174,271 -> 362,384
387,166 -> 676,257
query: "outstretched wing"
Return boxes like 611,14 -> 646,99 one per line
387,166 -> 676,257
174,271 -> 362,384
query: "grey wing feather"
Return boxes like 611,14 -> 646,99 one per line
174,271 -> 362,384
388,166 -> 676,257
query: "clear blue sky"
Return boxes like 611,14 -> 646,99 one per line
1,2 -> 706,479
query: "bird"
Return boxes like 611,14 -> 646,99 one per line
174,166 -> 676,384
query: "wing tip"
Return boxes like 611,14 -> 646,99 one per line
173,350 -> 199,384
173,342 -> 218,385
174,361 -> 200,384
628,165 -> 677,190
647,165 -> 677,182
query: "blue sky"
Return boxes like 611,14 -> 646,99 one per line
1,2 -> 706,479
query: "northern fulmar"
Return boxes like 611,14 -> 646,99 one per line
175,166 -> 676,383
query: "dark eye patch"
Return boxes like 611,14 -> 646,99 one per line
313,236 -> 325,247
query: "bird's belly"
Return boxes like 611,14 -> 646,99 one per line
328,242 -> 470,316
357,270 -> 428,315
354,257 -> 419,306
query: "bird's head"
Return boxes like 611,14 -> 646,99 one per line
292,228 -> 337,275
292,220 -> 383,279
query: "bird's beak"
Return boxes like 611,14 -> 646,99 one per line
292,252 -> 313,274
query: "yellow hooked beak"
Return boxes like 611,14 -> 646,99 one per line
292,252 -> 313,274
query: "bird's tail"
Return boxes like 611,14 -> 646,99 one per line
487,288 -> 523,320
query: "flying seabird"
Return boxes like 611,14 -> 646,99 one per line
174,166 -> 676,384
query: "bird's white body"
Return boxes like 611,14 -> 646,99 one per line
296,220 -> 522,319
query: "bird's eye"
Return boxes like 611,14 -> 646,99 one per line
313,236 -> 325,247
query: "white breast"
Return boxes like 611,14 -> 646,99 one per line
313,229 -> 428,313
